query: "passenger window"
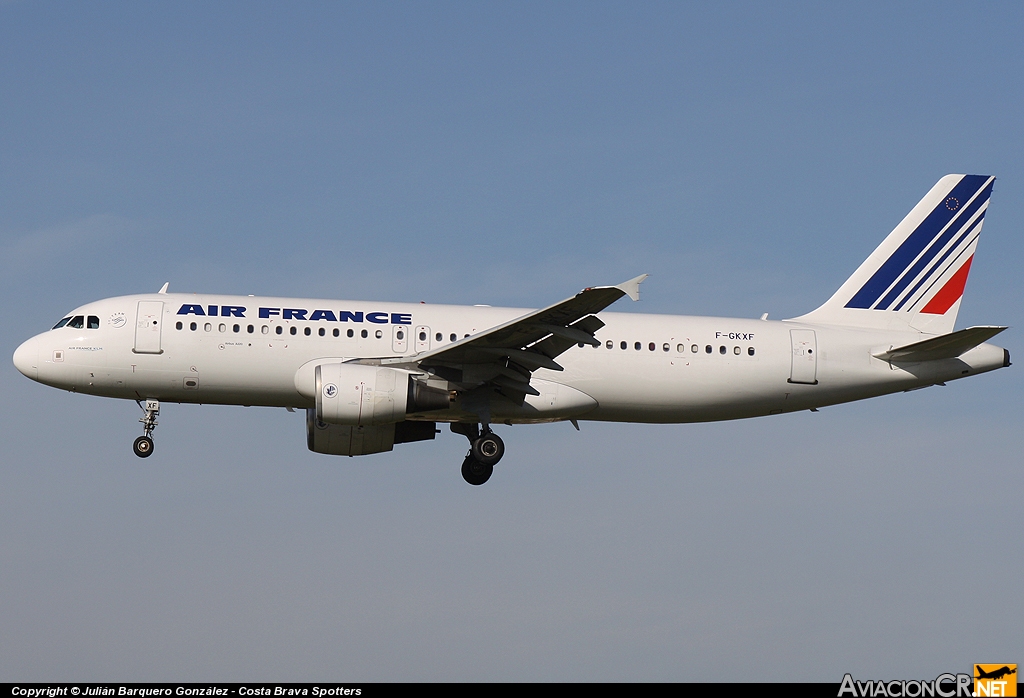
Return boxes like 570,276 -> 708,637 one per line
205,323 -> 212,332
333,329 -> 339,337
450,333 -> 457,342
435,332 -> 442,341
733,346 -> 740,355
677,343 -> 685,353
219,324 -> 226,333
606,340 -> 613,349
620,341 -> 627,350
347,329 -> 354,338
233,324 -> 240,333
705,345 -> 712,354
176,321 -> 183,330
419,331 -> 426,341
52,317 -> 71,329
290,327 -> 297,335
262,326 -> 269,335
318,328 -> 325,337
276,326 -> 283,335
691,344 -> 698,353
304,327 -> 311,336
190,322 -> 197,331
719,345 -> 726,354
397,329 -> 405,340
634,342 -> 641,351
663,343 -> 669,352
748,347 -> 755,356
648,342 -> 655,351
247,325 -> 254,334
361,329 -> 368,338
68,316 -> 84,329
87,316 -> 100,329
375,330 -> 383,339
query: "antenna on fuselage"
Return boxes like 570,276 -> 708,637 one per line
158,282 -> 169,294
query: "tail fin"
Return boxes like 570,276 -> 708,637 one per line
792,174 -> 995,334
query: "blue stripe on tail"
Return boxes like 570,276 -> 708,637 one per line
875,179 -> 992,310
845,175 -> 990,310
892,213 -> 984,311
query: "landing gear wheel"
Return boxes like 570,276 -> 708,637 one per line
133,435 -> 154,458
461,455 -> 493,486
471,432 -> 504,466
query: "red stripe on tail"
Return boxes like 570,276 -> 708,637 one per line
920,255 -> 974,315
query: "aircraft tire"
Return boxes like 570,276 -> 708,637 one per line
461,455 -> 493,485
471,432 -> 504,466
133,435 -> 154,458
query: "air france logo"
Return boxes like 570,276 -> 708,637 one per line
176,304 -> 412,325
322,383 -> 338,399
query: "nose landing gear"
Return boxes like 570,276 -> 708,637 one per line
452,423 -> 505,485
133,399 -> 159,458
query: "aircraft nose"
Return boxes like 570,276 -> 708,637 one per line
13,336 -> 38,380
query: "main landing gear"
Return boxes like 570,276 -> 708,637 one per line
452,423 -> 505,485
133,399 -> 160,458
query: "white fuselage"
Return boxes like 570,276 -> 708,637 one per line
13,292 -> 1008,424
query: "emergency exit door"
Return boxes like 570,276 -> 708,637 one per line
134,301 -> 164,354
415,325 -> 431,353
788,329 -> 817,384
392,324 -> 409,353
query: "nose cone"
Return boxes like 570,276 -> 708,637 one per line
13,336 -> 38,380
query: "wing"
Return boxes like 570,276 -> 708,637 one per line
381,274 -> 647,404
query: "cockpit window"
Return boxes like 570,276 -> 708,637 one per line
52,317 -> 71,329
67,316 -> 84,329
87,316 -> 100,329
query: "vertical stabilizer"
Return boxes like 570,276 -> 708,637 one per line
791,174 -> 994,334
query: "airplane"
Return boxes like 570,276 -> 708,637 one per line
975,666 -> 1016,681
12,174 -> 1011,485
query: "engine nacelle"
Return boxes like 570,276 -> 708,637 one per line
306,410 -> 439,457
314,363 -> 450,426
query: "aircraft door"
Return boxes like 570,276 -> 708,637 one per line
415,325 -> 430,353
134,301 -> 164,354
788,329 -> 817,384
392,325 -> 409,354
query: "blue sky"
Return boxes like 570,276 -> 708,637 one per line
2,1 -> 1021,681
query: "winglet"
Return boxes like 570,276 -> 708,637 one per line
616,274 -> 648,302
158,282 -> 169,294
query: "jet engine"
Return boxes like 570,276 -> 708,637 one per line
314,363 -> 450,426
306,409 -> 438,456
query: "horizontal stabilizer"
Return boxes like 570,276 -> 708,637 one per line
874,326 -> 1007,362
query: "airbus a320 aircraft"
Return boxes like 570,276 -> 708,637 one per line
13,175 -> 1010,484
